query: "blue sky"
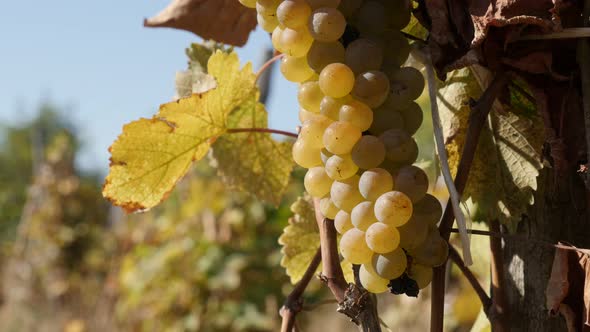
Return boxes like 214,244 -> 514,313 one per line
0,1 -> 298,174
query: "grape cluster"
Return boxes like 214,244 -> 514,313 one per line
240,0 -> 449,295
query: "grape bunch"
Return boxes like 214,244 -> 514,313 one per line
240,0 -> 449,295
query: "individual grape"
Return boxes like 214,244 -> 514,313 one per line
334,210 -> 353,234
358,168 -> 393,201
356,1 -> 387,35
397,215 -> 429,250
369,104 -> 405,136
352,70 -> 390,108
379,129 -> 418,165
387,67 -> 425,106
292,139 -> 322,168
338,0 -> 362,17
276,0 -> 312,29
323,121 -> 362,155
339,100 -> 373,131
385,0 -> 411,29
395,165 -> 429,202
308,8 -> 346,42
319,63 -> 355,98
280,55 -> 315,82
339,228 -> 373,264
330,175 -> 364,212
351,136 -> 386,170
374,191 -> 413,226
307,0 -> 341,9
350,201 -> 377,231
299,116 -> 331,147
272,26 -> 287,53
256,0 -> 280,15
304,166 -> 333,197
408,264 -> 433,289
239,0 -> 257,9
307,41 -> 346,73
365,222 -> 400,253
298,81 -> 324,113
257,13 -> 279,33
345,38 -> 383,75
320,96 -> 345,120
409,227 -> 449,267
372,247 -> 407,280
320,148 -> 334,164
412,194 -> 443,227
359,264 -> 389,293
398,102 -> 423,136
319,196 -> 339,219
280,27 -> 314,57
382,30 -> 411,67
325,154 -> 359,180
299,108 -> 324,122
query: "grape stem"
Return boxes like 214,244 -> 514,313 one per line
280,247 -> 322,332
256,53 -> 284,83
226,127 -> 298,138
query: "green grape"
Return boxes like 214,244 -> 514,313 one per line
239,0 -> 257,8
408,263 -> 433,289
300,116 -> 331,148
292,139 -> 322,168
345,38 -> 383,75
277,0 -> 312,29
382,30 -> 411,67
387,67 -> 425,106
272,26 -> 287,53
319,196 -> 340,219
359,263 -> 389,293
395,165 -> 429,202
384,0 -> 411,29
409,227 -> 449,267
374,191 -> 413,226
298,81 -> 324,113
320,96 -> 345,120
379,129 -> 418,165
350,201 -> 377,231
412,194 -> 443,227
325,154 -> 358,180
339,228 -> 373,264
307,41 -> 346,73
319,63 -> 355,98
320,148 -> 334,164
304,166 -> 333,197
351,135 -> 386,170
397,215 -> 429,250
323,121 -> 362,155
280,55 -> 315,82
307,0 -> 341,9
352,70 -> 390,108
308,7 -> 346,42
280,27 -> 314,57
338,0 -> 363,18
358,168 -> 393,201
257,13 -> 279,32
369,104 -> 405,136
334,210 -> 353,234
365,222 -> 400,253
398,102 -> 423,136
339,100 -> 373,131
372,247 -> 407,280
330,175 -> 364,212
355,1 -> 387,35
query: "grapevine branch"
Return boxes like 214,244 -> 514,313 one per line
448,246 -> 492,311
226,127 -> 298,138
430,70 -> 509,332
280,247 -> 322,332
489,219 -> 509,331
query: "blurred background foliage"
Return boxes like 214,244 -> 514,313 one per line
0,93 -> 487,331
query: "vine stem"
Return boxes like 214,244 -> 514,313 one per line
226,127 -> 298,138
280,247 -> 322,332
448,246 -> 492,311
430,70 -> 509,332
489,219 -> 509,331
256,53 -> 284,83
579,0 -> 590,184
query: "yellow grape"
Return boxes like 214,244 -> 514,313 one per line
408,263 -> 433,289
299,115 -> 332,148
339,99 -> 373,131
351,135 -> 386,170
372,247 -> 407,280
272,26 -> 287,53
276,0 -> 312,29
374,191 -> 413,226
325,154 -> 358,180
280,56 -> 314,82
397,215 -> 429,250
292,139 -> 322,168
358,168 -> 394,201
322,121 -> 362,155
409,227 -> 449,267
304,166 -> 333,198
298,81 -> 324,113
319,63 -> 355,98
365,222 -> 400,253
257,13 -> 279,33
330,175 -> 364,212
239,0 -> 257,9
334,210 -> 353,234
308,7 -> 346,42
359,264 -> 389,293
319,196 -> 339,219
280,27 -> 314,57
350,201 -> 377,231
339,228 -> 373,264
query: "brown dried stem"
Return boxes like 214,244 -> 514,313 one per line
226,127 -> 298,138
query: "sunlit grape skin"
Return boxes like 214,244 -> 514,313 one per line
334,210 -> 353,234
358,168 -> 393,201
359,263 -> 389,293
350,201 -> 377,231
330,175 -> 364,212
319,63 -> 356,98
340,228 -> 373,264
304,166 -> 333,198
276,0 -> 312,29
325,154 -> 358,180
365,222 -> 400,253
308,7 -> 346,42
323,121 -> 362,155
374,191 -> 413,226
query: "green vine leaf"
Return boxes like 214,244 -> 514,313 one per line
103,51 -> 256,212
438,66 -> 544,230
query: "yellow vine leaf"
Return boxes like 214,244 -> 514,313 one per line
103,51 -> 255,212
